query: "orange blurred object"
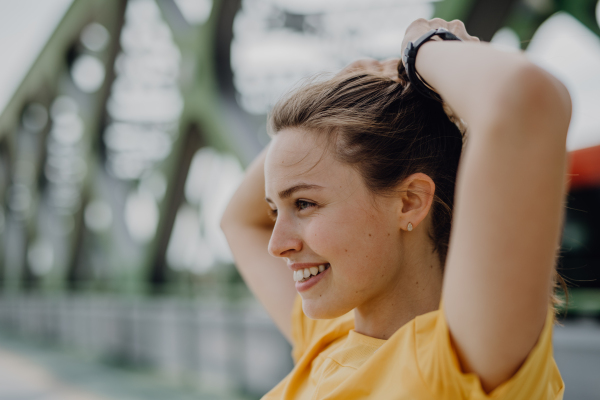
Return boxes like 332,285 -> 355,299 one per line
568,144 -> 600,190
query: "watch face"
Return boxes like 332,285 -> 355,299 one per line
230,0 -> 437,116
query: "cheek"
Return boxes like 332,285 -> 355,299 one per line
303,216 -> 349,258
303,207 -> 396,270
300,205 -> 401,318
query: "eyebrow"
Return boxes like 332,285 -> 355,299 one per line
265,184 -> 324,203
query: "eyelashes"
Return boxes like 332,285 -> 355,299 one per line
268,199 -> 317,221
268,208 -> 277,221
296,199 -> 316,211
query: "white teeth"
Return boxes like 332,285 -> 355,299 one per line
293,264 -> 329,282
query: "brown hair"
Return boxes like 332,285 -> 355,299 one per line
268,64 -> 566,311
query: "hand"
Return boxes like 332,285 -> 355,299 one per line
400,18 -> 480,70
400,18 -> 478,133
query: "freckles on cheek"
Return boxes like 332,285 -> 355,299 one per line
305,222 -> 352,258
305,225 -> 333,252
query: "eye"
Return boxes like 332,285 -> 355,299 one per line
268,208 -> 278,221
296,199 -> 316,211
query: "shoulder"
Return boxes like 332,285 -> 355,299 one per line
415,302 -> 564,399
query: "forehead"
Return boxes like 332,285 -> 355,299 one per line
264,128 -> 351,193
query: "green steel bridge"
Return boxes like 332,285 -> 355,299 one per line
0,0 -> 599,398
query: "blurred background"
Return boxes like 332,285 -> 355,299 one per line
0,0 -> 598,399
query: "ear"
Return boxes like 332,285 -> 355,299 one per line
398,173 -> 435,231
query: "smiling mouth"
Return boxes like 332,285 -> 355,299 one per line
293,264 -> 330,282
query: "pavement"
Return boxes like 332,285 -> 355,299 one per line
0,334 -> 251,400
553,317 -> 600,400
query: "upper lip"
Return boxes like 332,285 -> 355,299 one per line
288,262 -> 329,271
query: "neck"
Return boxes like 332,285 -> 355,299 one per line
353,248 -> 443,340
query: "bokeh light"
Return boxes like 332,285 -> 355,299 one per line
125,188 -> 159,243
490,27 -> 521,51
174,0 -> 213,25
84,200 -> 113,233
27,238 -> 54,276
71,54 -> 106,93
80,22 -> 110,52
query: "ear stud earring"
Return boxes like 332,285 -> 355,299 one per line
407,222 -> 413,232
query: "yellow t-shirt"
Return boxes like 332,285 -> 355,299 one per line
262,295 -> 564,399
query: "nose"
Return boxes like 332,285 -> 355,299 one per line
268,215 -> 302,257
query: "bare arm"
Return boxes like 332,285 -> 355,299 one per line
406,19 -> 571,392
221,147 -> 297,342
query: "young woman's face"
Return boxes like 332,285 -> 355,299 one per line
264,128 -> 407,319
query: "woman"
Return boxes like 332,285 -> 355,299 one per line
221,18 -> 570,399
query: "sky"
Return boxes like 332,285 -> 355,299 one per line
0,0 -> 74,115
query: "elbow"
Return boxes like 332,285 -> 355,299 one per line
220,212 -> 231,234
516,63 -> 571,130
488,63 -> 571,140
220,204 -> 234,234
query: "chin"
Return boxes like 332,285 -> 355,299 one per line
301,296 -> 353,320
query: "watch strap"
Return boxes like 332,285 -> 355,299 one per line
401,28 -> 461,101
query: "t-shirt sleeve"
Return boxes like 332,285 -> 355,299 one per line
416,303 -> 565,400
290,294 -> 354,364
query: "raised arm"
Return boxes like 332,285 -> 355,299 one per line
405,19 -> 571,392
220,148 -> 297,342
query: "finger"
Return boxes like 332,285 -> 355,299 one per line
449,19 -> 475,42
410,18 -> 430,28
429,18 -> 449,29
449,19 -> 466,30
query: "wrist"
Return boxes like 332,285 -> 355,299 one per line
402,28 -> 461,101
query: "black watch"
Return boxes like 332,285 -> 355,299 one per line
401,28 -> 462,101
